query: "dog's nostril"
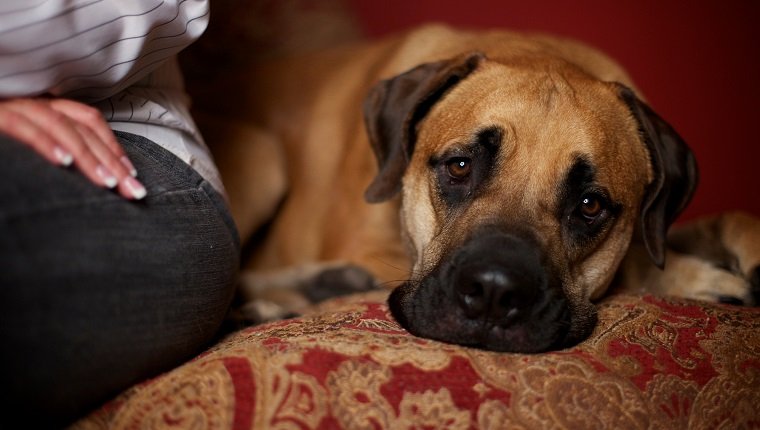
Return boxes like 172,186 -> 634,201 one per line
457,280 -> 486,318
498,291 -> 514,309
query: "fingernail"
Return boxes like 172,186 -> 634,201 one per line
96,165 -> 118,189
124,176 -> 147,200
120,156 -> 137,177
54,147 -> 73,166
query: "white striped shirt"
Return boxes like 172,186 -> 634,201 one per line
0,0 -> 224,195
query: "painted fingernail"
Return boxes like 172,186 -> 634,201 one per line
121,156 -> 138,177
96,165 -> 118,189
54,147 -> 73,166
124,176 -> 147,200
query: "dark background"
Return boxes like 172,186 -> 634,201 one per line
347,0 -> 759,221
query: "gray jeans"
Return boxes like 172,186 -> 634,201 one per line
0,132 -> 239,427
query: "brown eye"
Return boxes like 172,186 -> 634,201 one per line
580,195 -> 603,220
447,158 -> 471,179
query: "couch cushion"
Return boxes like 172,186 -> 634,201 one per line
74,292 -> 759,429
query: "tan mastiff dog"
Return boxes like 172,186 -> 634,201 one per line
198,24 -> 759,352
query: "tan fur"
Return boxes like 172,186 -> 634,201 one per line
197,24 -> 758,329
401,60 -> 652,307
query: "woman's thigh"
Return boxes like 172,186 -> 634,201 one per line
0,132 -> 239,426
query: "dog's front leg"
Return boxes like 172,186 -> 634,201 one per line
668,211 -> 760,304
235,262 -> 377,323
620,211 -> 760,305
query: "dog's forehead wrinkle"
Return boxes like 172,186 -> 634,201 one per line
538,70 -> 582,112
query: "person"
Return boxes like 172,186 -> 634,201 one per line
0,1 -> 239,426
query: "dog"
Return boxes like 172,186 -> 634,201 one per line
194,24 -> 759,353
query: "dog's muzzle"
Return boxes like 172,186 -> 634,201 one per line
389,227 -> 581,352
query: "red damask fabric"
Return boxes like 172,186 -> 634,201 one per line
74,293 -> 760,429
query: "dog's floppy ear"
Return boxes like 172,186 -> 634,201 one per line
618,86 -> 699,268
363,52 -> 485,203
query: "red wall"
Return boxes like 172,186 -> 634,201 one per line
348,0 -> 760,221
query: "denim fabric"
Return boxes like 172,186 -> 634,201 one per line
0,132 -> 240,427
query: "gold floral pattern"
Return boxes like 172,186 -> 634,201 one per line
397,388 -> 471,429
327,360 -> 394,429
74,294 -> 760,429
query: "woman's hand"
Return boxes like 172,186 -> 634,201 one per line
0,98 -> 147,200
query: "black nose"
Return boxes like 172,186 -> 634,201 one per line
455,265 -> 539,322
448,230 -> 546,324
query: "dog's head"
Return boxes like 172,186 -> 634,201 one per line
364,52 -> 697,352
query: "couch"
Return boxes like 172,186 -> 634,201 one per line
74,290 -> 759,429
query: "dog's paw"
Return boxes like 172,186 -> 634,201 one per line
723,265 -> 760,306
221,299 -> 300,332
304,264 -> 376,303
669,264 -> 752,306
702,265 -> 760,307
233,263 -> 378,326
238,300 -> 300,323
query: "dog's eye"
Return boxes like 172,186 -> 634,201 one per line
446,157 -> 471,179
577,193 -> 606,223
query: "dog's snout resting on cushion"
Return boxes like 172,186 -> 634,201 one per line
200,24 -> 760,353
390,227 -> 574,353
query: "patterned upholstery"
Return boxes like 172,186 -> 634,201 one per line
74,292 -> 759,429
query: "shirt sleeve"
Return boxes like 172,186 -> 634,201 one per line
0,0 -> 209,102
